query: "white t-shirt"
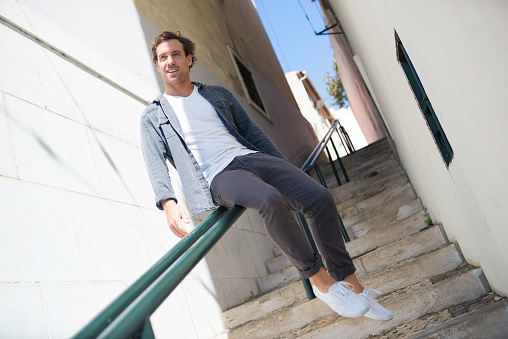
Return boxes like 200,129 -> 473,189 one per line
164,86 -> 255,185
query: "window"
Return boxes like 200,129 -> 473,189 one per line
396,32 -> 454,167
227,46 -> 269,119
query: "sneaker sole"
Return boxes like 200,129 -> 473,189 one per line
364,311 -> 393,321
338,305 -> 370,318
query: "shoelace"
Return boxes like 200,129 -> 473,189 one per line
332,281 -> 355,296
363,288 -> 382,299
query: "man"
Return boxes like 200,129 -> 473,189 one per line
140,31 -> 392,321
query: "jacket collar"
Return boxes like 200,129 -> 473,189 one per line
153,94 -> 184,137
151,81 -> 204,105
151,81 -> 205,136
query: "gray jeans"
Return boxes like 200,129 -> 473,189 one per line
210,153 -> 355,281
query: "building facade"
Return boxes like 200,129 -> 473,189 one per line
285,70 -> 366,158
319,0 -> 508,296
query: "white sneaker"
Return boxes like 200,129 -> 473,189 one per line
359,289 -> 393,321
312,281 -> 370,318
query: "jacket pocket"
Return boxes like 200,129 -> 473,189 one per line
216,100 -> 236,129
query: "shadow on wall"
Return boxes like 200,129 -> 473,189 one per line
135,12 -> 167,93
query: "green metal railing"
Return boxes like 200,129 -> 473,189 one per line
73,120 -> 353,338
290,119 -> 354,301
301,119 -> 350,187
295,120 -> 352,300
72,206 -> 243,339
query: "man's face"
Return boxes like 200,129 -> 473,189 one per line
155,39 -> 193,87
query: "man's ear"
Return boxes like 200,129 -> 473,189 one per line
187,54 -> 193,67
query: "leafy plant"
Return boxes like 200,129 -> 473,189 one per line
324,60 -> 349,108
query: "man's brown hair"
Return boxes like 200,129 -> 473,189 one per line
151,31 -> 197,68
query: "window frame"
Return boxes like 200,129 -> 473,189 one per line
227,45 -> 271,121
396,32 -> 454,167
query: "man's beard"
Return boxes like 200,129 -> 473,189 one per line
164,66 -> 188,85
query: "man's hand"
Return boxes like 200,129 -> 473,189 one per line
161,199 -> 190,238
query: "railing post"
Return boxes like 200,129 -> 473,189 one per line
330,137 -> 341,160
295,212 -> 318,252
334,126 -> 350,155
325,146 -> 342,187
295,212 -> 317,300
141,317 -> 155,339
340,126 -> 355,153
331,134 -> 350,183
330,137 -> 350,183
338,213 -> 350,242
314,164 -> 327,188
299,272 -> 315,300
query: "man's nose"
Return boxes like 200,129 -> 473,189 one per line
167,56 -> 176,66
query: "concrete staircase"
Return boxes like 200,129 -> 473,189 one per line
215,138 -> 507,339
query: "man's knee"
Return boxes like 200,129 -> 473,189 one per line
258,189 -> 287,213
312,184 -> 335,203
304,184 -> 336,214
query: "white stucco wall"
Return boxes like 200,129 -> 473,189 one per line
326,0 -> 508,295
0,0 -> 282,337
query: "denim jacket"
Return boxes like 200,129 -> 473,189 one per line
140,82 -> 286,216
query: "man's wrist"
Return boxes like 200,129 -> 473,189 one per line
161,198 -> 177,210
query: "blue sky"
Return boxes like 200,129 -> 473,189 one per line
253,0 -> 336,106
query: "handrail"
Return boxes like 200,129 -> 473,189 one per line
293,119 -> 354,301
294,119 -> 352,256
301,119 -> 350,188
72,206 -> 230,339
96,206 -> 246,338
301,120 -> 339,173
73,119 -> 355,338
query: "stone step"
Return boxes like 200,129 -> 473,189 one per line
341,182 -> 417,228
226,225 -> 449,329
271,246 -> 283,257
323,156 -> 401,190
222,281 -> 307,330
221,265 -> 488,338
221,243 -> 464,334
351,156 -> 398,178
325,152 -> 402,189
375,294 -> 508,339
330,169 -> 407,215
266,254 -> 292,274
352,161 -> 405,188
345,210 -> 428,259
347,153 -> 399,179
337,175 -> 409,212
293,266 -> 490,339
331,162 -> 405,199
354,152 -> 398,174
256,266 -> 300,294
352,138 -> 392,160
348,199 -> 424,239
319,139 -> 396,170
354,225 -> 448,278
361,244 -> 463,295
259,212 -> 433,297
323,139 -> 394,174
320,155 -> 398,185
